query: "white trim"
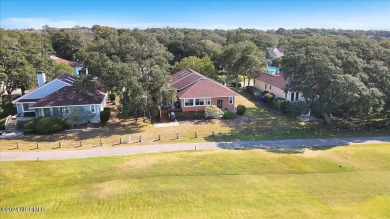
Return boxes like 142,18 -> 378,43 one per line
229,97 -> 234,105
13,79 -> 71,103
183,98 -> 206,107
30,104 -> 99,109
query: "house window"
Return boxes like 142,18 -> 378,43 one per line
270,86 -> 272,90
254,80 -> 256,85
291,92 -> 295,102
23,103 -> 30,111
90,105 -> 95,113
44,108 -> 51,117
265,84 -> 267,89
285,92 -> 287,98
229,97 -> 234,105
36,109 -> 43,117
206,98 -> 211,105
62,107 -> 70,115
184,99 -> 194,106
295,92 -> 299,101
195,98 -> 204,106
53,107 -> 62,116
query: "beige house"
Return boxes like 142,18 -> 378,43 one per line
254,73 -> 304,102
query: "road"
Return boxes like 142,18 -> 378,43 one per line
1,136 -> 389,161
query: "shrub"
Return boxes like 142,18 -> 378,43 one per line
0,117 -> 5,130
64,107 -> 94,128
223,111 -> 236,119
100,109 -> 111,124
264,92 -> 275,103
230,82 -> 242,88
34,117 -> 65,134
205,105 -> 224,119
274,97 -> 289,113
236,105 -> 246,115
0,103 -> 16,117
109,93 -> 116,103
24,119 -> 37,129
286,101 -> 309,117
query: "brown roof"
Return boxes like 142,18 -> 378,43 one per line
172,68 -> 239,98
30,86 -> 107,108
54,57 -> 84,68
255,73 -> 288,90
56,74 -> 78,85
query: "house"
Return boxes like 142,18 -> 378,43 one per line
254,73 -> 304,102
50,55 -> 88,76
12,72 -> 108,124
267,47 -> 284,63
162,68 -> 239,122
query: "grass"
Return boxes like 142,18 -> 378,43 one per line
1,143 -> 390,218
0,91 -> 388,151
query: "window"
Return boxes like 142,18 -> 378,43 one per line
195,98 -> 205,106
291,92 -> 295,102
23,103 -> 30,111
53,108 -> 62,116
90,105 -> 95,113
295,92 -> 299,101
184,99 -> 194,106
270,86 -> 272,90
254,80 -> 256,84
206,98 -> 211,105
285,92 -> 287,98
36,109 -> 42,117
265,84 -> 267,89
229,97 -> 234,105
44,108 -> 51,117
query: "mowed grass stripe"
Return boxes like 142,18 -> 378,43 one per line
1,144 -> 390,218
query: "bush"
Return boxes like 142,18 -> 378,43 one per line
286,101 -> 309,117
24,119 -> 37,129
236,105 -> 246,115
223,111 -> 236,119
274,97 -> 289,113
0,117 -> 5,130
230,82 -> 242,88
109,93 -> 116,103
0,103 -> 16,117
100,109 -> 111,124
34,117 -> 65,134
245,86 -> 262,99
205,105 -> 224,119
264,92 -> 275,103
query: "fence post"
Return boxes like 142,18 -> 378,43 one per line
58,142 -> 61,148
195,132 -> 198,138
36,142 -> 39,149
176,133 -> 179,139
158,135 -> 161,141
79,141 -> 82,147
195,145 -> 197,151
127,136 -> 131,144
100,138 -> 102,146
120,137 -> 122,144
212,131 -> 215,137
139,135 -> 142,142
16,142 -> 19,149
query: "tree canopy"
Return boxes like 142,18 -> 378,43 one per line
172,56 -> 217,79
281,37 -> 390,124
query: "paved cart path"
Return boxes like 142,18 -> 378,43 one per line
1,136 -> 390,161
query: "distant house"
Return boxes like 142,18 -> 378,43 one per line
267,47 -> 284,63
13,72 -> 108,123
50,55 -> 88,76
254,73 -> 304,102
161,68 -> 239,122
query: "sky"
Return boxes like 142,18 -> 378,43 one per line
1,0 -> 390,30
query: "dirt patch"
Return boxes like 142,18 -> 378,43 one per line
89,180 -> 129,199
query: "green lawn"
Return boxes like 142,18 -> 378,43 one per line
1,144 -> 390,218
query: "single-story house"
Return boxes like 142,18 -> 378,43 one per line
12,72 -> 108,123
50,55 -> 88,76
254,73 -> 304,102
162,68 -> 239,122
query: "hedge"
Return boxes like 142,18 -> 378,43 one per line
100,108 -> 111,124
223,111 -> 236,119
34,117 -> 65,134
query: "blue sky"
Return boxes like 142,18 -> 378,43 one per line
1,0 -> 389,30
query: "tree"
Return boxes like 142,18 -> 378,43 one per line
0,30 -> 55,95
216,41 -> 266,90
172,56 -> 217,79
281,37 -> 389,125
64,107 -> 94,128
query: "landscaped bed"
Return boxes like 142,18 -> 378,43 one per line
1,144 -> 389,218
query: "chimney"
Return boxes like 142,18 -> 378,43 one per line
37,71 -> 46,87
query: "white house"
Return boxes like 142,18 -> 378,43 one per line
13,72 -> 108,123
254,73 -> 304,102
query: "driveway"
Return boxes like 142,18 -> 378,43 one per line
1,136 -> 389,161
